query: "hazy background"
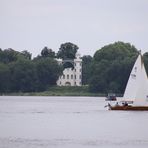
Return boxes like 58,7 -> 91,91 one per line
0,0 -> 148,57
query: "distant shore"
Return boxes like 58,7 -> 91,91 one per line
1,86 -> 106,97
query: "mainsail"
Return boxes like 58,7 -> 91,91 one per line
123,54 -> 148,106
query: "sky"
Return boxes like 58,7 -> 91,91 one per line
0,0 -> 148,57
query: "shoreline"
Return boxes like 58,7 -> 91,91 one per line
0,86 -> 105,97
0,86 -> 123,97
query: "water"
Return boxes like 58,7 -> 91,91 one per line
0,96 -> 148,148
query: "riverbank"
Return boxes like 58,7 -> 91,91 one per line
2,86 -> 106,96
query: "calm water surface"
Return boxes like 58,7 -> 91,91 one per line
0,96 -> 148,148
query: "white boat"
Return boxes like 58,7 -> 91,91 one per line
109,53 -> 148,110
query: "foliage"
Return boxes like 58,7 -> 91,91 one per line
89,41 -> 139,94
5,86 -> 105,96
143,52 -> 148,75
0,48 -> 32,64
9,59 -> 37,92
41,47 -> 55,58
57,42 -> 78,60
82,55 -> 92,85
21,50 -> 32,60
0,48 -> 19,63
0,42 -> 148,95
34,58 -> 63,90
0,63 -> 11,92
0,48 -> 62,93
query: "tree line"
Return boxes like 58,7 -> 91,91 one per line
0,41 -> 148,94
88,42 -> 148,94
0,48 -> 62,93
0,42 -> 80,93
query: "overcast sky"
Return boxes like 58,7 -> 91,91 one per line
0,0 -> 148,57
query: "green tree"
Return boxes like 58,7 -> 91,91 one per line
34,58 -> 62,90
0,48 -> 18,63
57,42 -> 78,59
21,50 -> 32,60
82,55 -> 92,85
0,63 -> 11,93
143,52 -> 148,75
0,48 -> 63,93
0,48 -> 31,64
89,41 -> 139,94
9,59 -> 37,92
41,47 -> 55,58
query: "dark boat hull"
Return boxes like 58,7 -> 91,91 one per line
109,105 -> 148,111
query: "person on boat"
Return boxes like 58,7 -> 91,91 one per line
108,103 -> 111,107
115,102 -> 119,106
122,102 -> 128,106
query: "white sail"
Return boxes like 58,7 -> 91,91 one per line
123,54 -> 148,106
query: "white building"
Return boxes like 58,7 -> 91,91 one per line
56,53 -> 82,86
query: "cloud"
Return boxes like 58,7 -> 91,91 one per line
0,0 -> 70,18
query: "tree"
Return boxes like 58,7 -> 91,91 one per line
82,55 -> 92,85
0,48 -> 18,63
89,41 -> 139,94
0,47 -> 65,93
0,48 -> 31,63
41,47 -> 55,58
0,63 -> 11,93
21,50 -> 32,60
9,59 -> 37,92
143,52 -> 148,75
57,42 -> 78,59
34,58 -> 63,90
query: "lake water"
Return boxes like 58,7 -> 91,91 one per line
0,96 -> 148,148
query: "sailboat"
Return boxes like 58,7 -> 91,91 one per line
108,53 -> 148,111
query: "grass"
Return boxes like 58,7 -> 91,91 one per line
3,86 -> 106,96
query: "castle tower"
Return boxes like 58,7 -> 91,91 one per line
56,53 -> 82,86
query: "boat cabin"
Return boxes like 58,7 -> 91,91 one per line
106,93 -> 117,101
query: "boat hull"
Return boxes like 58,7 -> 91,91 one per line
109,105 -> 148,111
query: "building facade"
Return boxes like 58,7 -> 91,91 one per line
56,53 -> 82,86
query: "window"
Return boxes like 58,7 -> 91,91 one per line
80,69 -> 81,72
67,74 -> 69,79
75,75 -> 76,79
63,75 -> 65,79
71,75 -> 73,79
